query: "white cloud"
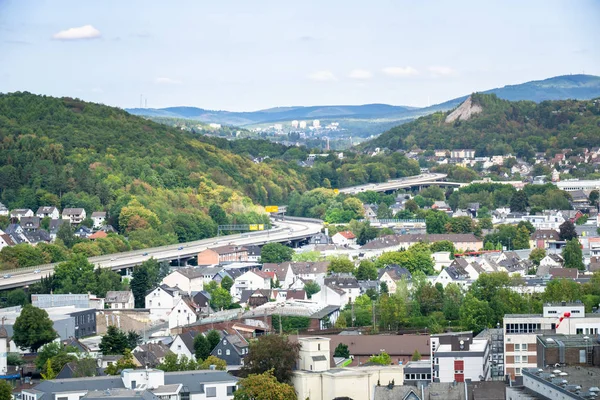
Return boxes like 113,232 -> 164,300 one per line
348,69 -> 372,80
428,66 -> 457,77
382,66 -> 419,77
52,25 -> 101,40
155,77 -> 182,85
308,70 -> 337,82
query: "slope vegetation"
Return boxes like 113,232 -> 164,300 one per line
364,93 -> 600,157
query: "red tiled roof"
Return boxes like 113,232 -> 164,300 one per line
337,230 -> 356,239
89,231 -> 108,240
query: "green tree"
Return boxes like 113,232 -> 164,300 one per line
356,222 -> 378,245
5,288 -> 28,307
234,370 -> 298,400
559,220 -> 578,241
328,257 -> 355,274
105,349 -> 137,375
513,226 -> 531,250
199,355 -> 227,370
355,260 -> 378,280
376,202 -> 393,219
210,287 -> 232,310
0,378 -> 13,400
36,342 -> 64,371
194,334 -> 211,361
426,210 -> 450,234
130,258 -> 162,308
127,331 -> 142,350
56,222 -> 76,248
303,281 -> 321,299
333,343 -> 350,358
412,349 -> 422,361
41,359 -> 57,380
260,243 -> 294,264
206,330 -> 221,352
429,240 -> 456,255
509,190 -> 528,212
240,335 -> 301,383
459,293 -> 493,334
99,326 -> 129,355
13,304 -> 57,352
369,352 -> 392,365
590,190 -> 599,206
529,247 -> 546,266
208,204 -> 228,226
562,238 -> 584,270
220,276 -> 234,292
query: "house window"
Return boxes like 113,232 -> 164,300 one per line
227,386 -> 236,395
515,344 -> 520,351
522,356 -> 528,363
223,340 -> 227,345
577,328 -> 583,335
178,345 -> 182,350
206,387 -> 217,397
149,300 -> 152,306
318,344 -> 321,351
521,344 -> 527,351
218,349 -> 222,355
515,368 -> 521,375
226,349 -> 230,356
515,355 -> 520,363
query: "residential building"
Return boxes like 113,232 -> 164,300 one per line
168,296 -> 198,330
36,206 -> 60,220
9,208 -> 33,220
49,218 -> 67,240
230,270 -> 270,299
0,202 -> 8,216
132,343 -> 172,368
91,211 -> 107,229
4,223 -> 27,244
170,330 -> 198,360
104,291 -> 135,309
62,207 -> 87,224
88,230 -> 108,240
530,229 -> 560,249
430,331 -> 490,383
22,368 -> 238,400
292,337 -> 405,400
210,332 -> 249,366
32,293 -> 104,309
451,149 -> 476,159
162,268 -> 211,294
0,233 -> 15,250
241,300 -> 340,331
322,273 -> 360,306
503,301 -> 600,380
245,245 -> 261,262
434,264 -> 471,288
378,265 -> 411,294
331,230 -> 357,246
145,285 -> 182,318
197,245 -> 248,265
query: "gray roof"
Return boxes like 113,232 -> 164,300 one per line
312,355 -> 327,361
325,273 -> 359,289
163,370 -> 238,392
91,212 -> 107,218
176,331 -> 198,353
63,208 -> 85,215
310,305 -> 340,319
105,291 -> 133,304
37,206 -> 58,214
84,389 -> 160,400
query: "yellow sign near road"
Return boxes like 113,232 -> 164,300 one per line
333,188 -> 339,194
249,224 -> 258,231
265,205 -> 279,213
258,224 -> 264,230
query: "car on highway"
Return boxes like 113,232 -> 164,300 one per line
142,252 -> 149,256
34,269 -> 41,274
110,257 -> 116,261
3,274 -> 11,279
178,246 -> 184,250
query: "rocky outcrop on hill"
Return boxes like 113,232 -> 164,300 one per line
445,96 -> 482,123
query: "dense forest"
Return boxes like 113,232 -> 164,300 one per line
0,93 -> 420,252
364,93 -> 600,157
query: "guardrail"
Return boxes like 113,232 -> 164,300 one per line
0,216 -> 322,277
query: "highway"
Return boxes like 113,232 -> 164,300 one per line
0,217 -> 323,290
338,173 -> 463,194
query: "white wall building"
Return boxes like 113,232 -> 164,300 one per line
430,332 -> 490,383
331,231 -> 357,246
162,268 -> 208,295
36,206 -> 60,220
230,270 -> 270,299
104,291 -> 135,309
168,297 -> 198,330
91,211 -> 107,229
145,285 -> 181,318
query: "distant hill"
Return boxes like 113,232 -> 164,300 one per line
361,93 -> 600,157
126,103 -> 415,126
126,75 -> 600,134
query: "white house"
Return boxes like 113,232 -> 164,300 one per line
145,285 -> 181,318
9,209 -> 33,220
319,274 -> 361,307
262,263 -> 295,289
168,297 -> 198,330
0,203 -> 8,217
62,208 -> 87,224
539,254 -> 563,268
104,291 -> 135,309
231,270 -> 271,299
170,331 -> 197,361
36,206 -> 60,220
314,284 -> 348,307
0,233 -> 15,251
91,211 -> 107,229
434,265 -> 471,289
161,268 -> 210,295
331,231 -> 356,246
290,262 -> 329,287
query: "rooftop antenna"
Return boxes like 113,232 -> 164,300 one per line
140,94 -> 143,108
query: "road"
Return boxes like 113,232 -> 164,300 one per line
338,173 -> 463,194
0,217 -> 323,290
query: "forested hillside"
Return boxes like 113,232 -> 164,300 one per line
364,93 -> 600,158
0,93 -> 421,248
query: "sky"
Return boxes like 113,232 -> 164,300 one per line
1,0 -> 599,111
